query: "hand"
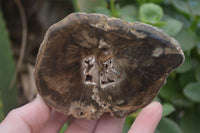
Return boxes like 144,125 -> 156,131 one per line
0,95 -> 162,133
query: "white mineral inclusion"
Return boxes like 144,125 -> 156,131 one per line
83,56 -> 97,85
152,47 -> 163,57
98,38 -> 110,49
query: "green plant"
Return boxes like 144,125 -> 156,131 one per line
0,9 -> 18,118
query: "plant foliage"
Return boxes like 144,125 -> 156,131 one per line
0,9 -> 18,118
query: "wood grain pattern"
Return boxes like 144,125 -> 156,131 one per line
34,13 -> 184,119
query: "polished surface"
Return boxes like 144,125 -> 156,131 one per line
34,13 -> 184,119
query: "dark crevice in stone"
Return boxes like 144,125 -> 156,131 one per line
86,75 -> 93,82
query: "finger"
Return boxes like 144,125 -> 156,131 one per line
94,113 -> 125,133
39,110 -> 67,133
128,101 -> 162,133
0,95 -> 51,133
64,118 -> 97,133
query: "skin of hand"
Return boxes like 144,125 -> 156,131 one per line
0,95 -> 162,133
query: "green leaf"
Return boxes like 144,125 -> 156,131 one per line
163,7 -> 191,28
155,96 -> 161,103
162,103 -> 175,117
195,66 -> 200,82
76,0 -> 107,13
172,98 -> 194,107
121,5 -> 138,22
159,78 -> 182,101
95,6 -> 111,17
162,18 -> 183,36
197,42 -> 200,55
171,0 -> 191,15
136,0 -> 164,5
122,116 -> 135,133
0,9 -> 18,114
139,3 -> 163,24
175,28 -> 197,51
155,117 -> 182,133
176,55 -> 193,73
136,0 -> 147,5
149,0 -> 164,4
181,108 -> 200,133
179,70 -> 196,88
188,0 -> 200,16
184,82 -> 200,102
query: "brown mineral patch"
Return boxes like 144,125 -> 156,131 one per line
68,101 -> 103,120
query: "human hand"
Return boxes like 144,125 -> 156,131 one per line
0,95 -> 162,133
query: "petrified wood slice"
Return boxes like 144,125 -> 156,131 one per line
34,13 -> 184,120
